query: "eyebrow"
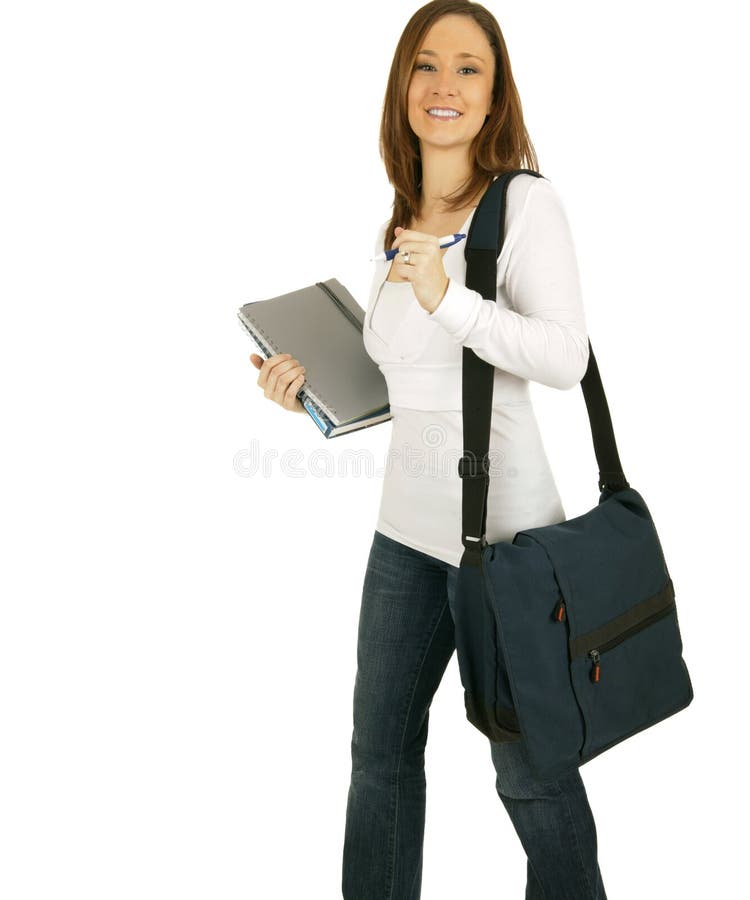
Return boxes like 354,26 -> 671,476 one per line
416,49 -> 485,62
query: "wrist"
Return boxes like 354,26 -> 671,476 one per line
429,276 -> 450,314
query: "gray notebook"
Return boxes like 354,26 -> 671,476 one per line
238,278 -> 392,438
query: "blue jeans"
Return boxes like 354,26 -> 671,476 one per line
342,530 -> 608,900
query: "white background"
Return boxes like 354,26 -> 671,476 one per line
1,1 -> 747,897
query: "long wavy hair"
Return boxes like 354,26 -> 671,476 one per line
379,0 -> 538,253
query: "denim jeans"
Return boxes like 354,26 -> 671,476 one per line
342,529 -> 607,900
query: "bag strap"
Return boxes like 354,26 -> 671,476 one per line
459,169 -> 629,568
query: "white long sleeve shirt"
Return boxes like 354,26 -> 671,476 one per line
363,172 -> 589,567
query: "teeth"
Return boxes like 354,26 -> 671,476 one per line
428,109 -> 460,118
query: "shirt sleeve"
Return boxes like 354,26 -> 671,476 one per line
426,176 -> 589,390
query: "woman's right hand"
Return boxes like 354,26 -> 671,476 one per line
249,352 -> 307,413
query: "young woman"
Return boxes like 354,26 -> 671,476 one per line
251,1 -> 606,897
344,2 -> 607,898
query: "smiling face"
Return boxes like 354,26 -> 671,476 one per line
407,14 -> 495,154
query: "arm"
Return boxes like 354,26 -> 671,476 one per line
427,177 -> 589,390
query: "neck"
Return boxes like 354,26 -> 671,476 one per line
418,143 -> 474,216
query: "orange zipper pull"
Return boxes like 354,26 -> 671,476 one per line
553,597 -> 566,622
589,649 -> 601,683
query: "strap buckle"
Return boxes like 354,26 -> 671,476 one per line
458,453 -> 491,480
462,533 -> 488,551
460,533 -> 489,567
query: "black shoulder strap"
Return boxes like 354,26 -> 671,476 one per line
459,169 -> 629,568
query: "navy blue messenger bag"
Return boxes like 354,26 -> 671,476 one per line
451,169 -> 694,780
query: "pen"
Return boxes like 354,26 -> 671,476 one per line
370,233 -> 467,262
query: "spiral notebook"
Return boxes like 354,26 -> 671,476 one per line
237,278 -> 392,438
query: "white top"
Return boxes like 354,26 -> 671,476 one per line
362,173 -> 590,567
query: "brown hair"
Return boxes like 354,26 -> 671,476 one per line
379,0 -> 538,252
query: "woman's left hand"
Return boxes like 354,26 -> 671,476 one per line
390,227 -> 450,314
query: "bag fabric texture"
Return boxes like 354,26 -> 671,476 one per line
452,169 -> 694,780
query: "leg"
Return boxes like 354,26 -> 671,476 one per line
489,737 -> 607,900
342,530 -> 456,900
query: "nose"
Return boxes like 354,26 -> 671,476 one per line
432,69 -> 459,97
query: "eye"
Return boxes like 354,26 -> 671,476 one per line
414,63 -> 479,75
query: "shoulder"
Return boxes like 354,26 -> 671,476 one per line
502,173 -> 575,253
505,173 -> 568,221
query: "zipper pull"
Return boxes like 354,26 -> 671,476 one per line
589,649 -> 601,683
553,596 -> 566,622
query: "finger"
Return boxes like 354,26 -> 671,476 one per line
257,354 -> 296,388
392,229 -> 431,241
266,362 -> 305,399
275,368 -> 305,406
282,373 -> 306,410
398,245 -> 432,260
262,352 -> 292,372
265,359 -> 300,395
392,254 -> 427,273
391,237 -> 423,252
390,231 -> 439,250
392,242 -> 438,261
270,353 -> 295,371
261,353 -> 292,379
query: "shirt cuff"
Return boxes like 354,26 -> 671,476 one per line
426,277 -> 481,335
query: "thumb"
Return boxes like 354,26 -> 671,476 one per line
249,353 -> 263,369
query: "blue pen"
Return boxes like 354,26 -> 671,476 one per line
371,233 -> 467,262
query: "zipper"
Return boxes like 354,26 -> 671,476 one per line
589,649 -> 601,683
585,601 -> 676,683
552,591 -> 677,684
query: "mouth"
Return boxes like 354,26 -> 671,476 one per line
425,107 -> 462,120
